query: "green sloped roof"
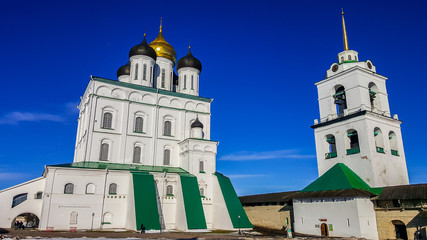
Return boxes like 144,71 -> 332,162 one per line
301,163 -> 382,195
49,162 -> 189,174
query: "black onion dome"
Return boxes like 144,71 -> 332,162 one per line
177,47 -> 202,72
129,34 -> 157,60
191,117 -> 204,128
117,61 -> 130,78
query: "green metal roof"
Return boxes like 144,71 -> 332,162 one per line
49,162 -> 189,174
301,163 -> 382,195
92,76 -> 212,103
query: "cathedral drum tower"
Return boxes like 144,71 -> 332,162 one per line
312,11 -> 409,187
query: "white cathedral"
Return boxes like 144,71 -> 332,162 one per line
0,23 -> 252,232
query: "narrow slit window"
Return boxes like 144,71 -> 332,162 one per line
161,69 -> 165,88
184,75 -> 187,89
134,63 -> 139,80
191,75 -> 194,89
199,161 -> 204,172
100,143 -> 109,161
133,146 -> 141,163
163,121 -> 172,136
143,64 -> 147,80
163,149 -> 171,165
200,188 -> 204,197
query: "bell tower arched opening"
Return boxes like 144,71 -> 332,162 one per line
333,85 -> 347,116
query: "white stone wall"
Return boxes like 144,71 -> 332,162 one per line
74,79 -> 212,171
0,177 -> 45,228
39,167 -> 132,231
293,197 -> 379,240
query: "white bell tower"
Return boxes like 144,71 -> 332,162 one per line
312,10 -> 409,187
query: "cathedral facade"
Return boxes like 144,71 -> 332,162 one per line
0,23 -> 252,232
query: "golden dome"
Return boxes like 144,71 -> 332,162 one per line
149,25 -> 176,64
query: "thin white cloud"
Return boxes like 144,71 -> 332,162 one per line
65,102 -> 80,115
227,174 -> 268,179
0,112 -> 64,125
219,149 -> 315,161
0,172 -> 28,180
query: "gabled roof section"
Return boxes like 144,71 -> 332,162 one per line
301,163 -> 382,195
49,162 -> 189,174
92,76 -> 212,103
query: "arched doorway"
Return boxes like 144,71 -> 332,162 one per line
321,223 -> 329,237
392,220 -> 408,240
11,213 -> 39,229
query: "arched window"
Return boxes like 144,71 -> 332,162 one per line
355,56 -> 358,61
12,193 -> 28,208
134,117 -> 143,133
134,63 -> 139,80
184,75 -> 187,89
368,82 -> 380,110
191,75 -> 194,89
143,64 -> 147,80
161,69 -> 165,88
109,183 -> 117,194
163,149 -> 171,165
346,130 -> 360,155
334,86 -> 347,116
389,131 -> 399,156
64,183 -> 74,194
70,211 -> 78,225
102,112 -> 113,129
86,183 -> 96,194
163,121 -> 172,136
348,55 -> 352,60
150,66 -> 153,83
374,128 -> 385,153
200,188 -> 205,197
341,56 -> 344,62
325,134 -> 337,159
103,212 -> 112,224
166,185 -> 173,196
133,146 -> 141,163
199,161 -> 205,173
100,143 -> 109,161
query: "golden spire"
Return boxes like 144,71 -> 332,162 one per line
149,17 -> 177,63
342,9 -> 349,51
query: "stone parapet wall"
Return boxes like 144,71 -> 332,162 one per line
376,209 -> 426,240
243,205 -> 291,230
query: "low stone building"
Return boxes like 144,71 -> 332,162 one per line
240,182 -> 427,240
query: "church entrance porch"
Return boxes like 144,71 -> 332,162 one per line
11,213 -> 39,229
320,223 -> 329,237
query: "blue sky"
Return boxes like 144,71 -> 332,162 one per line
1,0 -> 426,196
